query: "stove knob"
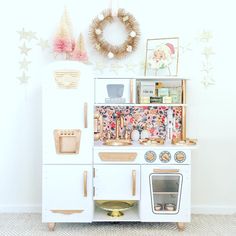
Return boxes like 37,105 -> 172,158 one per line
159,151 -> 171,163
145,151 -> 156,163
175,151 -> 186,163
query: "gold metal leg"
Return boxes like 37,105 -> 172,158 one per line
176,222 -> 185,231
48,222 -> 56,231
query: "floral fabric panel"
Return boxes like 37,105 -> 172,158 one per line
96,106 -> 182,140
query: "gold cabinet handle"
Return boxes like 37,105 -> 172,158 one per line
132,170 -> 136,196
83,170 -> 87,197
153,169 -> 179,173
51,210 -> 84,215
84,102 -> 88,128
130,79 -> 134,103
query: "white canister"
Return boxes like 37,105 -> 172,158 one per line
141,130 -> 150,139
131,130 -> 140,141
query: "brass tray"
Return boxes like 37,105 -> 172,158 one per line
96,200 -> 136,217
172,138 -> 197,145
139,138 -> 164,146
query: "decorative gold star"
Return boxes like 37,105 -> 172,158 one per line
94,62 -> 105,73
202,47 -> 214,58
139,61 -> 146,71
110,63 -> 123,74
17,28 -> 28,40
180,43 -> 192,53
199,30 -> 213,42
201,77 -> 215,88
125,63 -> 136,73
201,63 -> 213,73
27,30 -> 37,41
17,72 -> 30,84
37,38 -> 50,50
19,58 -> 31,70
19,43 -> 31,55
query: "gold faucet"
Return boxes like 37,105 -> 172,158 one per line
115,115 -> 124,139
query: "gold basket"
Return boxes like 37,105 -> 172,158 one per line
54,70 -> 80,89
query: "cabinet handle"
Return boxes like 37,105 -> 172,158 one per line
51,210 -> 84,215
153,169 -> 179,173
130,79 -> 133,103
132,170 -> 136,196
83,170 -> 87,197
84,102 -> 88,128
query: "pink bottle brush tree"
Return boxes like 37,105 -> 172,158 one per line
71,33 -> 89,62
53,8 -> 75,58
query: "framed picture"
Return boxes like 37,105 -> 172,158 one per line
144,37 -> 179,76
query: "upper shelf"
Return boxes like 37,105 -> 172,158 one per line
94,103 -> 187,107
94,76 -> 189,80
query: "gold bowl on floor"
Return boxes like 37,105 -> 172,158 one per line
96,200 -> 136,217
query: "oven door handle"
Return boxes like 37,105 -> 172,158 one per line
153,169 -> 179,173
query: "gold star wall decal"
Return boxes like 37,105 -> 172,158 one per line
27,31 -> 37,41
199,30 -> 213,42
125,63 -> 136,72
110,63 -> 123,74
19,43 -> 31,55
17,72 -> 30,84
19,58 -> 31,70
37,38 -> 50,50
17,28 -> 29,40
94,62 -> 105,73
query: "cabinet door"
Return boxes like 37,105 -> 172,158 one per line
43,63 -> 93,164
94,165 -> 140,200
42,165 -> 93,222
140,165 -> 190,222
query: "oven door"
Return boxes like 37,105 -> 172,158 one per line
140,165 -> 190,222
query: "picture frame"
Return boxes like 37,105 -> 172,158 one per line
144,37 -> 179,76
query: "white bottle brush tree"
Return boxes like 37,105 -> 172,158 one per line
71,33 -> 89,62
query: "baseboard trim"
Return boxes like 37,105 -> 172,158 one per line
0,205 -> 41,213
192,205 -> 236,215
0,205 -> 235,215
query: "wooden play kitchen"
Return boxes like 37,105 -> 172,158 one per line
42,61 -> 197,231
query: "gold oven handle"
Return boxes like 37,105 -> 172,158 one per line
84,102 -> 88,128
83,170 -> 87,197
132,170 -> 136,196
153,169 -> 179,173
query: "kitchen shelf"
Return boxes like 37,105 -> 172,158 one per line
94,103 -> 187,107
93,205 -> 140,222
95,76 -> 189,80
153,192 -> 178,195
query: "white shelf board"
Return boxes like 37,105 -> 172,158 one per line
94,103 -> 187,107
93,205 -> 140,222
95,76 -> 189,80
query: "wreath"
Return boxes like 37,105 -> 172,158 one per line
89,8 -> 140,59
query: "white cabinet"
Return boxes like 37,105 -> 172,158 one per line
42,165 -> 93,223
43,61 -> 93,164
140,165 -> 190,222
93,165 -> 140,200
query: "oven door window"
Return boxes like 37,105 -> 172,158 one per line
150,173 -> 183,214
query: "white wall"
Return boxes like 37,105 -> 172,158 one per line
0,0 -> 235,214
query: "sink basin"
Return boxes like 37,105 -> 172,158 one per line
103,139 -> 132,146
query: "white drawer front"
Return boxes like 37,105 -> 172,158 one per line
94,150 -> 139,164
94,165 -> 140,200
42,165 -> 93,222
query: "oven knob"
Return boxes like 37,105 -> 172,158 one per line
159,151 -> 171,163
144,151 -> 157,163
175,151 -> 186,163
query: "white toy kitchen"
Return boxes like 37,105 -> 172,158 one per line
42,61 -> 197,231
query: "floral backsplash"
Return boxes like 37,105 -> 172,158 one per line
96,106 -> 182,140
